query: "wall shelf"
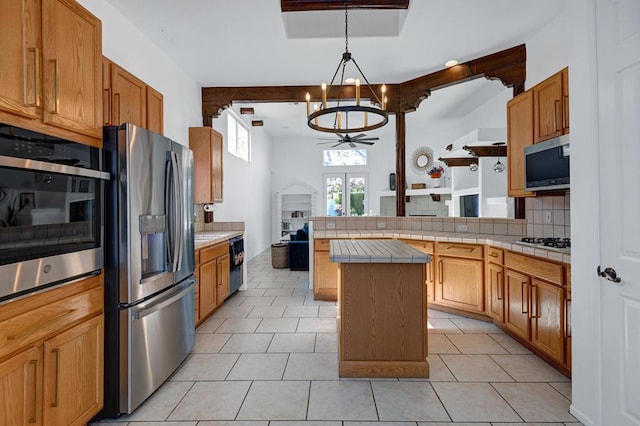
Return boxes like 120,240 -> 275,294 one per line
380,188 -> 452,197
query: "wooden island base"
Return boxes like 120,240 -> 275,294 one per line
337,261 -> 429,378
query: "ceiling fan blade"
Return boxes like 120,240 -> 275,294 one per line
355,141 -> 375,145
349,142 -> 356,148
335,133 -> 346,140
355,137 -> 379,141
332,142 -> 343,148
317,137 -> 340,141
317,141 -> 340,145
350,133 -> 367,140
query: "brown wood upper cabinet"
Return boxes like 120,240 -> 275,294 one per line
507,89 -> 535,198
103,57 -> 164,135
533,67 -> 569,143
0,0 -> 103,146
189,127 -> 224,203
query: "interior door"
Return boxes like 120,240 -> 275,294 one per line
596,0 -> 640,424
323,173 -> 368,217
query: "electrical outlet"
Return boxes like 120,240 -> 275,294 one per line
377,222 -> 386,229
544,211 -> 552,223
326,223 -> 336,229
457,224 -> 468,232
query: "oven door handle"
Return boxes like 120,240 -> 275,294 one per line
132,279 -> 195,320
0,155 -> 110,180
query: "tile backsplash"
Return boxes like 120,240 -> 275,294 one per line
380,195 -> 450,217
194,204 -> 244,233
524,193 -> 571,238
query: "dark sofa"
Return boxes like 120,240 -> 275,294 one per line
288,224 -> 309,271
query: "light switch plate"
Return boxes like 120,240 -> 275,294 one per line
457,224 -> 468,232
377,222 -> 386,229
326,223 -> 336,229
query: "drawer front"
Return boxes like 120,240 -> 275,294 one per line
486,247 -> 504,265
0,277 -> 103,360
505,251 -> 564,286
315,239 -> 331,252
401,239 -> 435,254
200,242 -> 228,264
437,242 -> 483,260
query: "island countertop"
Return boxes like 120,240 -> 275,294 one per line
329,239 -> 431,264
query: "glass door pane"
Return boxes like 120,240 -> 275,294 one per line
347,175 -> 367,216
325,175 -> 343,217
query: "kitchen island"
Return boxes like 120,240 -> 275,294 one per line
330,239 -> 431,378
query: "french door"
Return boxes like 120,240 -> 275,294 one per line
323,173 -> 368,217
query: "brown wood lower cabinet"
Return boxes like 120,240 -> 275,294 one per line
401,239 -> 435,302
505,269 -> 531,340
195,242 -> 231,325
0,274 -> 104,426
435,256 -> 484,313
313,239 -> 340,301
0,347 -> 41,426
43,315 -> 103,426
487,262 -> 505,322
531,278 -> 565,362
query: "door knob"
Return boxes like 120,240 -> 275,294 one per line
597,265 -> 622,283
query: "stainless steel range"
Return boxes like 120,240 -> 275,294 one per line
513,237 -> 571,253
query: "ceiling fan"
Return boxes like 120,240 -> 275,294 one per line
317,133 -> 378,148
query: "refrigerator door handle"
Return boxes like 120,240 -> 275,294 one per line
132,279 -> 195,320
164,157 -> 174,268
170,151 -> 183,272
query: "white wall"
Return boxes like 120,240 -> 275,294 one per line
525,6 -> 569,88
270,116 -> 396,238
77,0 -> 203,146
212,111 -> 273,260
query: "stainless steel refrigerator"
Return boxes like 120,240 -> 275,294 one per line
99,124 -> 195,418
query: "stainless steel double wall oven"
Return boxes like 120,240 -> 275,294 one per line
0,123 -> 109,302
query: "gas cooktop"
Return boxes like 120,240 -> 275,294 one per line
513,237 -> 571,253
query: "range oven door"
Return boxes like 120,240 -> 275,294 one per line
0,124 -> 109,301
119,277 -> 195,414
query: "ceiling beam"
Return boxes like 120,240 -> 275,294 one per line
201,44 -> 526,124
281,0 -> 409,12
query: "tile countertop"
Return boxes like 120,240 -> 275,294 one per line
330,239 -> 431,264
313,230 -> 570,264
194,231 -> 243,250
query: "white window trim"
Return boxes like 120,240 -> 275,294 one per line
227,110 -> 251,162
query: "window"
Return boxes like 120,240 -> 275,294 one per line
227,112 -> 250,162
323,149 -> 367,166
324,173 -> 368,217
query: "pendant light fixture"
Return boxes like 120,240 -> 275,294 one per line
305,1 -> 389,134
492,142 -> 505,173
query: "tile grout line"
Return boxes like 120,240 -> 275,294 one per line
488,381 -> 526,423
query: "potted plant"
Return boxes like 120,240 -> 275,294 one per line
427,164 -> 444,179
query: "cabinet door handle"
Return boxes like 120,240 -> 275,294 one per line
29,359 -> 38,423
438,260 -> 443,284
489,252 -> 499,257
114,93 -> 121,124
50,348 -> 60,408
446,245 -> 475,252
565,299 -> 572,338
530,283 -> 537,319
26,47 -> 40,107
497,271 -> 503,300
563,95 -> 569,130
104,88 -> 112,125
49,59 -> 59,114
521,281 -> 528,314
554,100 -> 561,132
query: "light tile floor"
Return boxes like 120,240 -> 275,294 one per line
94,249 -> 581,426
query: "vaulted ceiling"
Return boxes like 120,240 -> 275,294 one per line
105,0 -> 567,142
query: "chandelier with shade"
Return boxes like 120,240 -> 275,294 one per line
305,2 -> 389,134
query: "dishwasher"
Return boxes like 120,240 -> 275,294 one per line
229,235 -> 244,294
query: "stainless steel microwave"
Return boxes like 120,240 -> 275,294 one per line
524,135 -> 570,191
